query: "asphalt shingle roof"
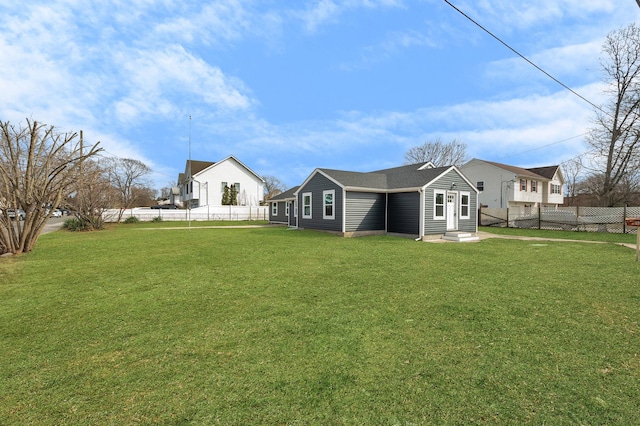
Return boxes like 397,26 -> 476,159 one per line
269,186 -> 300,201
482,160 -> 556,180
527,165 -> 560,180
319,163 -> 452,190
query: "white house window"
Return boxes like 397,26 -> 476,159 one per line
323,190 -> 335,219
460,192 -> 470,219
551,184 -> 562,194
221,181 -> 228,192
434,190 -> 445,219
531,181 -> 537,192
285,203 -> 290,217
234,183 -> 240,192
272,203 -> 278,216
520,179 -> 527,191
302,192 -> 312,219
476,181 -> 484,191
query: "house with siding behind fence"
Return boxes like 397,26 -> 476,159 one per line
269,162 -> 479,241
460,158 -> 564,214
173,155 -> 265,209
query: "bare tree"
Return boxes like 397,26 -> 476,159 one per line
64,158 -> 115,230
132,186 -> 157,207
159,181 -> 177,200
106,157 -> 152,221
561,157 -> 584,205
0,119 -> 101,255
404,138 -> 469,167
585,23 -> 640,206
263,175 -> 287,200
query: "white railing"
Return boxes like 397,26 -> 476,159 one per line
103,206 -> 269,222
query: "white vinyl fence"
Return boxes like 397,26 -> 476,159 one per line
103,206 -> 269,222
479,205 -> 640,234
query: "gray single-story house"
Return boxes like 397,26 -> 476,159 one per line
269,162 -> 479,240
268,186 -> 299,227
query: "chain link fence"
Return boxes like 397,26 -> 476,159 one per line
480,206 -> 640,234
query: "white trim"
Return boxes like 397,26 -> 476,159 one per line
343,190 -> 347,233
302,192 -> 312,219
460,191 -> 470,220
423,165 -> 479,193
434,190 -> 446,220
446,191 -> 458,231
294,169 -> 346,196
271,202 -> 278,216
197,155 -> 266,183
323,189 -> 335,220
419,189 -> 425,237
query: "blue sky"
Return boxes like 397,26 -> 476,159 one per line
1,1 -> 638,190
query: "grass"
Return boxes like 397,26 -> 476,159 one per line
116,219 -> 269,228
480,225 -> 638,244
1,224 -> 640,424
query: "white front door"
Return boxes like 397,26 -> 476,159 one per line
446,192 -> 457,231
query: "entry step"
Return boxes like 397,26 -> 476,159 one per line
441,232 -> 480,242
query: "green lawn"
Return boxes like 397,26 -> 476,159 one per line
1,225 -> 639,424
480,225 -> 638,244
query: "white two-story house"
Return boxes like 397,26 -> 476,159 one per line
173,155 -> 265,208
460,159 -> 564,213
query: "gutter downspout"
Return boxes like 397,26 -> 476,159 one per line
417,188 -> 425,241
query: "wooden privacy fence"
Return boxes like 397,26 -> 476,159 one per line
479,205 -> 640,234
103,206 -> 269,222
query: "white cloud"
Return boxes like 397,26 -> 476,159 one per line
457,0 -> 622,32
484,39 -> 604,88
340,28 -> 439,70
295,0 -> 404,33
111,44 -> 253,124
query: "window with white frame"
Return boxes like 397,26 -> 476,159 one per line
460,192 -> 470,219
551,183 -> 562,194
323,190 -> 335,219
520,179 -> 527,191
272,202 -> 278,216
531,180 -> 537,192
285,202 -> 290,217
221,181 -> 227,192
434,190 -> 445,219
302,192 -> 312,219
476,181 -> 484,191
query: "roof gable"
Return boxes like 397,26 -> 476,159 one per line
297,163 -> 476,193
465,159 -> 560,182
527,165 -> 562,181
186,155 -> 265,183
185,160 -> 215,176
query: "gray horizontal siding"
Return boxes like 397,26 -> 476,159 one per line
387,192 -> 420,235
424,170 -> 477,235
269,201 -> 287,223
297,173 -> 343,232
345,192 -> 385,232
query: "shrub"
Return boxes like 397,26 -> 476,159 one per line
62,218 -> 91,232
123,216 -> 140,224
151,216 -> 163,223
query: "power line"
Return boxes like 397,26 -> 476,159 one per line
500,133 -> 589,159
442,0 -> 609,118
